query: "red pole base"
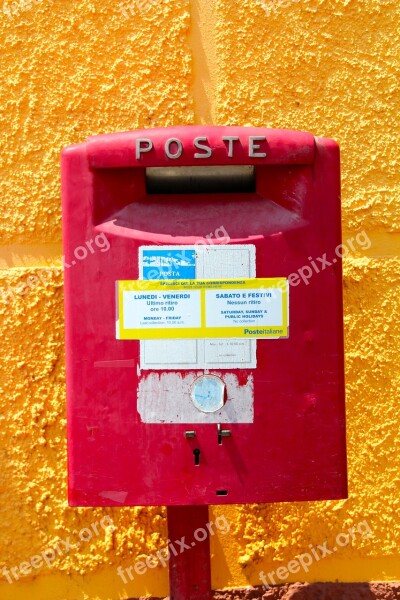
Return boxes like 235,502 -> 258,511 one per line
167,505 -> 212,600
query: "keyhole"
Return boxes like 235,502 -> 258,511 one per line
193,448 -> 200,466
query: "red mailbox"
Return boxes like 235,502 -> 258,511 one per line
61,126 -> 347,507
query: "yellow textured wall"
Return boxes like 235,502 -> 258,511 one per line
0,0 -> 399,598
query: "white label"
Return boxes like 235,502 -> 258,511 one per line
123,290 -> 201,329
206,288 -> 283,328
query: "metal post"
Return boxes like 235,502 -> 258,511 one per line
167,505 -> 212,600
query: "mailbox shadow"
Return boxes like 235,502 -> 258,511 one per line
207,583 -> 382,599
190,0 -> 217,125
263,582 -> 381,599
127,582 -> 383,599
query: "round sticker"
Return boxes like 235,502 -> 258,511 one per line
191,375 -> 225,413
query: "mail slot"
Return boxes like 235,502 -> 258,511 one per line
61,126 -> 347,506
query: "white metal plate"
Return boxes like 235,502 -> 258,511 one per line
139,245 -> 257,370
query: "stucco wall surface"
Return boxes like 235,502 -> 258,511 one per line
0,0 -> 399,599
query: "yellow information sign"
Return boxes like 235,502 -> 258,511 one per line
116,278 -> 289,340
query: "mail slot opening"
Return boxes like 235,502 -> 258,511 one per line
146,165 -> 256,194
92,164 -> 312,239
